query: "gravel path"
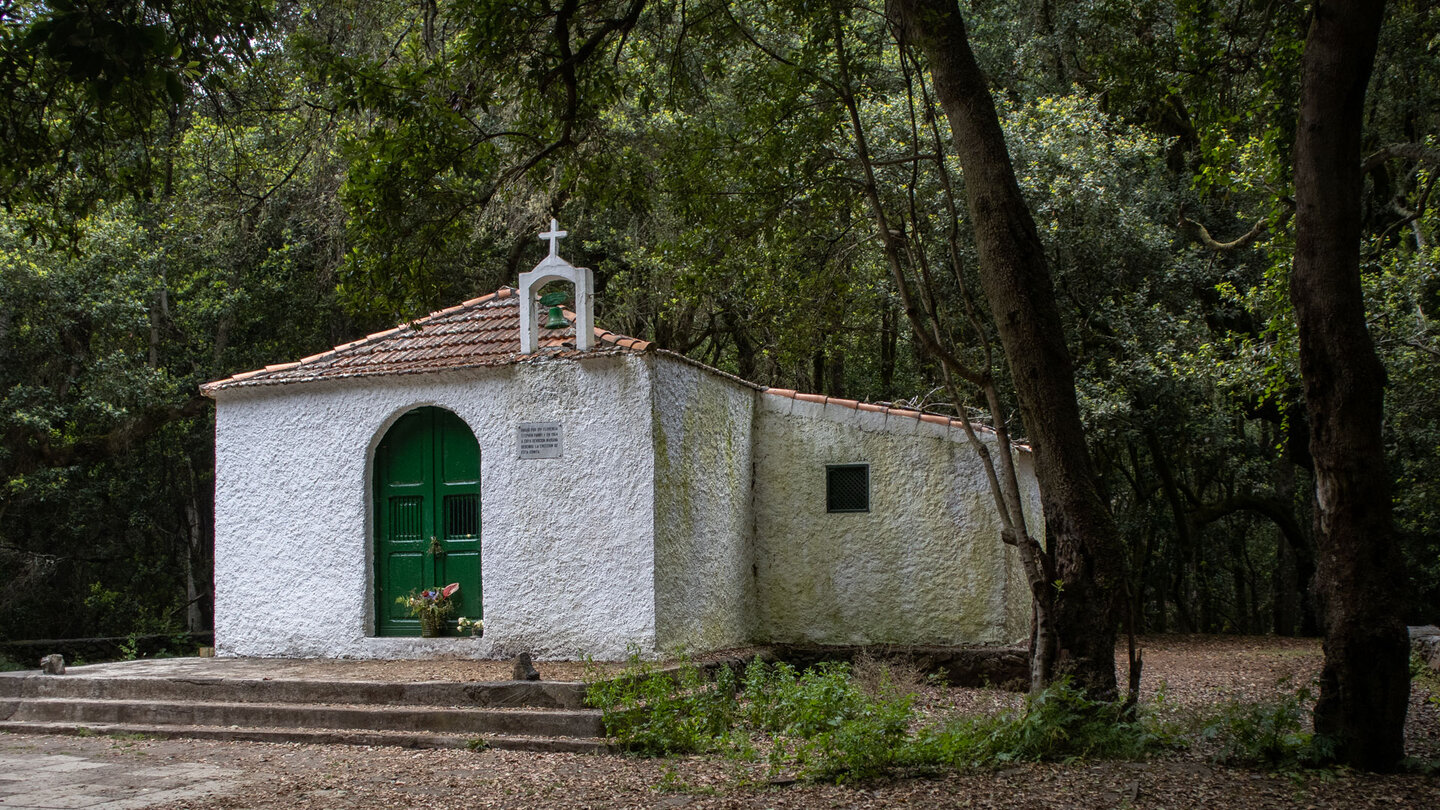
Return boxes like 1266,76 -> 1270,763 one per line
1,636 -> 1436,809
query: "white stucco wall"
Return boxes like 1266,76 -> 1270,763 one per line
649,356 -> 757,654
752,396 -> 1039,647
212,355 -> 658,660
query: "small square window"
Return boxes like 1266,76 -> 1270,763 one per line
826,464 -> 870,513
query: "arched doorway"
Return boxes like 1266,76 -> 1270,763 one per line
373,407 -> 481,636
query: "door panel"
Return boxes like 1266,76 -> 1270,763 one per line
374,408 -> 481,636
385,553 -> 425,619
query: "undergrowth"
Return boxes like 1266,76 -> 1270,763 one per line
585,654 -> 1186,782
584,654 -> 737,757
585,652 -> 1419,783
1195,680 -> 1327,769
911,677 -> 1181,767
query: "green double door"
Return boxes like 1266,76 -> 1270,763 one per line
374,407 -> 481,636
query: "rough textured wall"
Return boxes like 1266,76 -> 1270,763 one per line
752,395 -> 1038,646
1007,451 -> 1044,641
212,356 -> 657,660
650,357 -> 756,653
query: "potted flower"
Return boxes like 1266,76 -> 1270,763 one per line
397,583 -> 459,637
456,617 -> 484,637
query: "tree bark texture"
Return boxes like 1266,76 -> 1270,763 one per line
888,0 -> 1125,696
1291,0 -> 1409,771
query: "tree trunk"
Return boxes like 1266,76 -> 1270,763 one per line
1291,0 -> 1408,770
889,0 -> 1125,696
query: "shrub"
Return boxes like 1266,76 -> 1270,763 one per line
588,654 -> 1178,781
1196,682 -> 1326,769
913,677 -> 1178,766
585,655 -> 738,756
741,660 -> 873,736
740,658 -> 918,782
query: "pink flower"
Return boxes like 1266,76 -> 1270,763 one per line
441,583 -> 460,599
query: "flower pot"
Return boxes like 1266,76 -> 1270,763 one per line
420,613 -> 443,638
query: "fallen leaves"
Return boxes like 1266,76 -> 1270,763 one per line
3,635 -> 1438,809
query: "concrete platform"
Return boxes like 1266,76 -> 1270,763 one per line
0,658 -> 589,710
0,658 -> 608,753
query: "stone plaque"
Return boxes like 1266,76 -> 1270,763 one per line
518,422 -> 563,459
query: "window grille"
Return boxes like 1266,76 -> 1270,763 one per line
389,496 -> 424,540
826,464 -> 870,513
446,494 -> 480,539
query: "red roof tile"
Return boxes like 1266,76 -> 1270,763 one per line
764,388 -> 1003,439
200,287 -> 1009,442
201,288 -> 651,394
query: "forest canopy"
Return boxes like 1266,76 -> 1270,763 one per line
2,0 -> 1437,658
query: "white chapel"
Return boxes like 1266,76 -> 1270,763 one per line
201,222 -> 1040,660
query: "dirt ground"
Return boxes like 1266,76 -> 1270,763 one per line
3,635 -> 1438,809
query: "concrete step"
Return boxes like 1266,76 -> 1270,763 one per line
0,673 -> 588,710
0,720 -> 612,754
1,697 -> 604,739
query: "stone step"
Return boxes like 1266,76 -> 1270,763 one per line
0,673 -> 587,710
1,698 -> 605,739
0,720 -> 612,754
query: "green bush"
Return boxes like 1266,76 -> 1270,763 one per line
796,693 -> 916,782
1196,683 -> 1326,768
587,656 -> 1179,782
585,655 -> 738,756
913,678 -> 1178,766
740,659 -> 918,782
741,660 -> 873,736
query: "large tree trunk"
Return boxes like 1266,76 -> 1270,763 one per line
888,0 -> 1125,697
1291,0 -> 1409,771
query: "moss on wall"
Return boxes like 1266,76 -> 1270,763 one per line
650,358 -> 757,653
752,397 -> 1035,647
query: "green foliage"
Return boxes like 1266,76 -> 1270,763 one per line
588,658 -> 1181,783
1197,682 -> 1327,769
740,660 -> 916,782
913,678 -> 1178,767
585,655 -> 738,757
1408,654 -> 1440,711
741,660 -> 870,736
588,655 -> 918,779
0,0 -> 273,237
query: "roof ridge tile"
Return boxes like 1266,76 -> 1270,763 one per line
761,386 -> 1005,439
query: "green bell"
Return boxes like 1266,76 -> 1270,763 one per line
540,291 -> 571,329
543,305 -> 570,329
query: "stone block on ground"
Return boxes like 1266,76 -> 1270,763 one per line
1409,626 -> 1440,673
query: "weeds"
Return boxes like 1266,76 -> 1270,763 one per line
587,653 -> 1322,784
1197,681 -> 1325,769
584,654 -> 737,756
911,677 -> 1179,767
1411,653 -> 1440,710
740,659 -> 916,782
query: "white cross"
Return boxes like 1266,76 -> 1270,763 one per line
539,218 -> 568,258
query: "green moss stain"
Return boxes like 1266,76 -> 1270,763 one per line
654,372 -> 751,650
755,412 -> 1016,645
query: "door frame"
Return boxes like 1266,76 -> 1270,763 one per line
368,405 -> 482,637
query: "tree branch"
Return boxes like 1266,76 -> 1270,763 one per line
1362,142 -> 1440,173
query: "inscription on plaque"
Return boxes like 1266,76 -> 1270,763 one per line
518,422 -> 563,459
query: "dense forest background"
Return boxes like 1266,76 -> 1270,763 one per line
1,0 -> 1436,645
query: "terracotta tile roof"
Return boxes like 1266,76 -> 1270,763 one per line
200,288 -> 1013,443
760,388 -> 1003,438
201,288 -> 652,394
